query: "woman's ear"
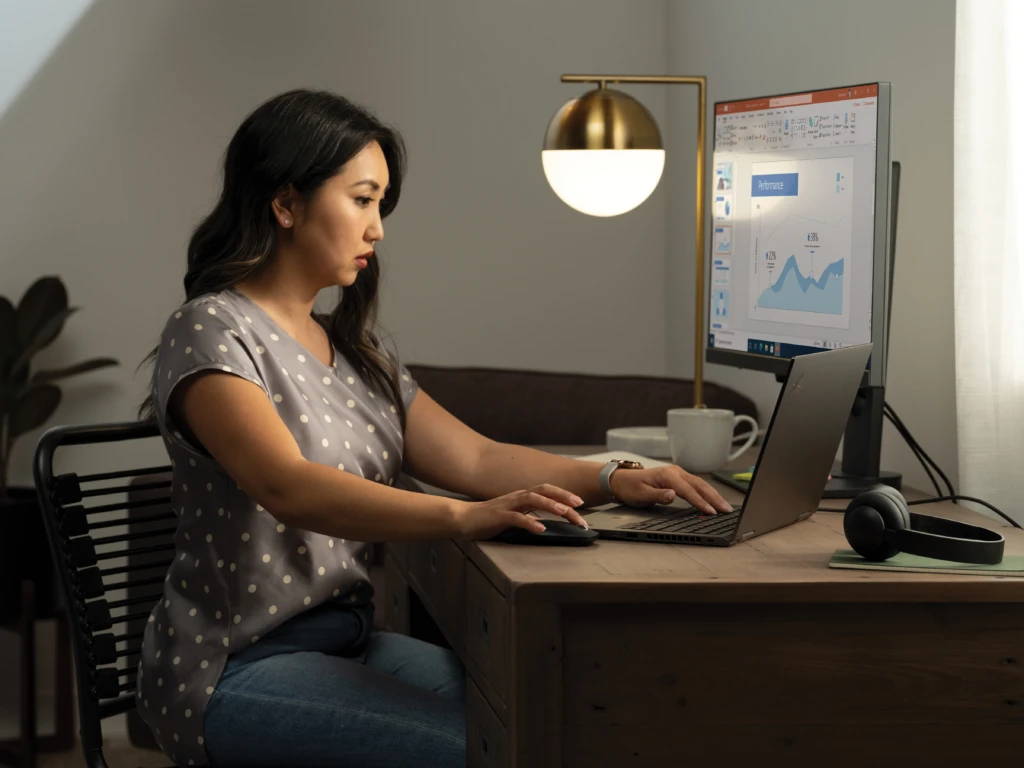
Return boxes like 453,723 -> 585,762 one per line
271,185 -> 300,228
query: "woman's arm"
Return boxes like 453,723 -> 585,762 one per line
402,389 -> 732,514
466,442 -> 610,505
402,390 -> 610,505
173,372 -> 460,542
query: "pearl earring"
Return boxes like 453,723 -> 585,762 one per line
283,219 -> 290,226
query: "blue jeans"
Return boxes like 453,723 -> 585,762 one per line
204,596 -> 466,767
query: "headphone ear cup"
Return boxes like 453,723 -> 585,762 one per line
871,484 -> 911,528
843,486 -> 907,561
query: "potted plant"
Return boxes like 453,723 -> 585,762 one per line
1,276 -> 118,623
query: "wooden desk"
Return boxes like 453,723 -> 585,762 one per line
385,447 -> 1024,766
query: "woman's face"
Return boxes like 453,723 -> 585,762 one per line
286,141 -> 390,288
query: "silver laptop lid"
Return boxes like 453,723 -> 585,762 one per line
732,343 -> 874,543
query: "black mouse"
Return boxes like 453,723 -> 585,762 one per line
488,518 -> 598,546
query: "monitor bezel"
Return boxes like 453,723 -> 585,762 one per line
705,81 -> 892,389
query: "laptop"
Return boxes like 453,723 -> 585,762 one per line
583,343 -> 873,547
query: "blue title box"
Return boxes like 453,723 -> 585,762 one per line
751,173 -> 799,197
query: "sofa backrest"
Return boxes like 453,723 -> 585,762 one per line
404,365 -> 759,447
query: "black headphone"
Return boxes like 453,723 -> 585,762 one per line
843,484 -> 1005,564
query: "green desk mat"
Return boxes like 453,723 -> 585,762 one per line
830,549 -> 1024,576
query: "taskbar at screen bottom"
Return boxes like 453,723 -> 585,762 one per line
709,333 -> 871,367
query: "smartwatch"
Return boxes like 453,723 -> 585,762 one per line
599,459 -> 644,503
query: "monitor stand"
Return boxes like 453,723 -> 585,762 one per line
823,383 -> 902,497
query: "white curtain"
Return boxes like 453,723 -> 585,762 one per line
954,0 -> 1024,525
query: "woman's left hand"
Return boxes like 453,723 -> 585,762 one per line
608,465 -> 733,515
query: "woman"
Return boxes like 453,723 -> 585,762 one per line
135,88 -> 730,768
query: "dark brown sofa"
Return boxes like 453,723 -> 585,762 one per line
404,364 -> 759,446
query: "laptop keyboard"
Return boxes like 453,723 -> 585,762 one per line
620,507 -> 742,537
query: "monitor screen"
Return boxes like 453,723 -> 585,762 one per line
708,83 -> 889,380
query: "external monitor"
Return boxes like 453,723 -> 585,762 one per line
707,82 -> 892,389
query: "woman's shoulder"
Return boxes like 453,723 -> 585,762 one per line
159,290 -> 252,342
153,289 -> 269,403
155,290 -> 263,375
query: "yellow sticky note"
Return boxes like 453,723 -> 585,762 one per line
731,471 -> 753,482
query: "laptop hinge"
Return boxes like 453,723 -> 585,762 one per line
739,530 -> 757,542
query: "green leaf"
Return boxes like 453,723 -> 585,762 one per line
0,362 -> 29,422
17,277 -> 68,348
8,384 -> 61,443
32,357 -> 119,385
0,297 -> 16,366
9,306 -> 78,375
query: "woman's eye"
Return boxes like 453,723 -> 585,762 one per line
356,197 -> 372,207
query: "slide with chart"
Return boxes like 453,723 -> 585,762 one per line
713,289 -> 731,321
747,157 -> 853,330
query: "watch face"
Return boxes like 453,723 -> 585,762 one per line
618,460 -> 643,469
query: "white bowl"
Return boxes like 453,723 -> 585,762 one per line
605,426 -> 671,459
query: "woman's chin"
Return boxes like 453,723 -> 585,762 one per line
335,269 -> 360,287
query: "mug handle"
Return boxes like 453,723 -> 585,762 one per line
727,415 -> 759,462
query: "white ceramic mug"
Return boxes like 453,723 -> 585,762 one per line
666,408 -> 759,473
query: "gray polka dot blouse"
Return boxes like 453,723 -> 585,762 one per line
135,287 -> 419,766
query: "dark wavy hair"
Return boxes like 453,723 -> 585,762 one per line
137,89 -> 409,431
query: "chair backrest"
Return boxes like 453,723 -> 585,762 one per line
34,421 -> 173,768
404,364 -> 760,446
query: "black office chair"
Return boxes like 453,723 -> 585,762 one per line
34,421 -> 176,768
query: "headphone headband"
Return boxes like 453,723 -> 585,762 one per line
887,513 -> 1004,565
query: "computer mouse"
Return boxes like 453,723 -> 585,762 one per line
488,518 -> 599,546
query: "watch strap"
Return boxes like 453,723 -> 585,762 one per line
598,461 -> 618,500
599,459 -> 643,503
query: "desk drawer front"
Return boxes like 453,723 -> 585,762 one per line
465,561 -> 509,705
408,540 -> 466,652
467,676 -> 508,768
561,601 -> 1024,764
389,540 -> 410,569
383,554 -> 409,635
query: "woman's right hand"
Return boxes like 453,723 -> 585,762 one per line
452,484 -> 588,540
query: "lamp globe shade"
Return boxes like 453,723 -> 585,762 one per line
542,87 -> 664,217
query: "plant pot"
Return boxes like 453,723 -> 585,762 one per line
0,486 -> 61,624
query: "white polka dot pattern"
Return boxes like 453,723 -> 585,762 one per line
140,287 -> 418,766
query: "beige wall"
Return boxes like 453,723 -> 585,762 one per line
666,0 -> 957,493
0,0 -> 670,727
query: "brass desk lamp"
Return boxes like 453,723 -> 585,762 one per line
542,75 -> 707,407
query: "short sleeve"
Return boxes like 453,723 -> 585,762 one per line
396,358 -> 419,411
154,298 -> 268,449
